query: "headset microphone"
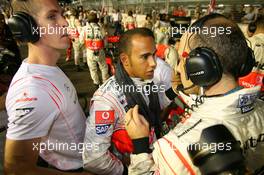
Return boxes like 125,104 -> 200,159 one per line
165,84 -> 196,100
176,84 -> 195,92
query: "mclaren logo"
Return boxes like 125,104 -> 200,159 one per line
190,70 -> 205,77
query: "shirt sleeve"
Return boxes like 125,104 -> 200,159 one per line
129,153 -> 157,175
83,98 -> 124,175
152,135 -> 198,175
6,86 -> 59,140
129,133 -> 199,175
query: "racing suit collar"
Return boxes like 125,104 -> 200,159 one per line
131,77 -> 153,87
180,86 -> 261,119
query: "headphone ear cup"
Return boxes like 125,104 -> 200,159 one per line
185,47 -> 223,87
239,47 -> 256,77
7,12 -> 39,43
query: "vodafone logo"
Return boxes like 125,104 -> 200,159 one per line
102,112 -> 110,120
95,110 -> 115,124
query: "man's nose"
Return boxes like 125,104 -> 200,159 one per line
59,15 -> 69,28
148,55 -> 156,68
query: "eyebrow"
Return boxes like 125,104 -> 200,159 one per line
46,9 -> 63,15
140,49 -> 157,58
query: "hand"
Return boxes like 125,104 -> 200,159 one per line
125,105 -> 150,139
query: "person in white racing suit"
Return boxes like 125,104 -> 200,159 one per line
68,12 -> 83,71
125,14 -> 264,175
81,12 -> 109,87
124,11 -> 136,31
154,14 -> 171,45
239,16 -> 264,100
83,28 -> 172,175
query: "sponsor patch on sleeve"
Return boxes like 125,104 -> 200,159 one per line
95,110 -> 115,135
238,93 -> 258,114
96,124 -> 111,135
95,110 -> 115,124
15,108 -> 34,118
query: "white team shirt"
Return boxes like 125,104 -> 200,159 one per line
154,58 -> 173,109
129,86 -> 264,175
112,13 -> 122,22
6,60 -> 86,170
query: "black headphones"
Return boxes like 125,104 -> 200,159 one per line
185,13 -> 255,87
7,12 -> 39,43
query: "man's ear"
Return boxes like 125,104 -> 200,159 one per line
120,53 -> 129,67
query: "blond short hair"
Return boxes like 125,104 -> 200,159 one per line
11,0 -> 39,16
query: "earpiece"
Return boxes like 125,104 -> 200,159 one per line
186,47 -> 223,87
7,12 -> 39,43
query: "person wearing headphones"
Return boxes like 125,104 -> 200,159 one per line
4,0 -> 92,174
125,14 -> 264,175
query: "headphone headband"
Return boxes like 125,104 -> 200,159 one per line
185,13 -> 255,87
190,13 -> 226,29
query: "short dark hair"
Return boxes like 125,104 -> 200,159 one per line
88,12 -> 98,23
118,28 -> 155,57
128,10 -> 133,16
189,16 -> 249,80
146,14 -> 152,20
